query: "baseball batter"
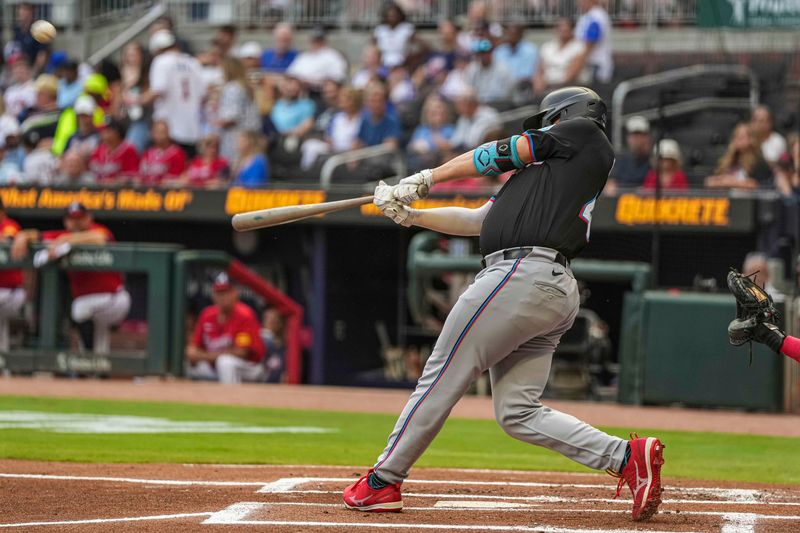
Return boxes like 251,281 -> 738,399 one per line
343,87 -> 665,521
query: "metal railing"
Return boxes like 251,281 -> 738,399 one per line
611,64 -> 759,151
319,144 -> 406,190
4,0 -> 697,31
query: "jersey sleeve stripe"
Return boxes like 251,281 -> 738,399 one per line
524,131 -> 536,162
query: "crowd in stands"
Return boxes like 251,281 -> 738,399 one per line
0,0 -> 796,194
0,0 -> 613,190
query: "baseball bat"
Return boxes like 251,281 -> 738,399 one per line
231,195 -> 374,231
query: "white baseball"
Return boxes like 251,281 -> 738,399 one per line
31,20 -> 57,44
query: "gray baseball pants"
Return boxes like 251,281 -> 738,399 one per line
373,248 -> 627,484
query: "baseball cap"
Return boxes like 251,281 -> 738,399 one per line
625,115 -> 650,134
65,202 -> 89,218
655,138 -> 682,163
149,29 -> 176,54
84,73 -> 109,97
212,272 -> 233,292
237,41 -> 262,59
35,74 -> 59,95
472,38 -> 493,53
74,94 -> 97,115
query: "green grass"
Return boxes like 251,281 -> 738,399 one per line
0,395 -> 797,485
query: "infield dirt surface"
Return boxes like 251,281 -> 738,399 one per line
3,461 -> 800,532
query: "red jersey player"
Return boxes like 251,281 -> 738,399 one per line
138,120 -> 187,187
185,272 -> 265,383
89,118 -> 140,184
0,198 -> 26,352
11,202 -> 131,354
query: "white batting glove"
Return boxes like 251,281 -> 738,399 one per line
393,169 -> 433,205
382,201 -> 416,227
373,180 -> 395,209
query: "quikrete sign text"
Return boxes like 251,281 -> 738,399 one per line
614,194 -> 731,227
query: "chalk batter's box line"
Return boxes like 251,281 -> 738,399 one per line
222,500 -> 800,521
268,488 -> 800,507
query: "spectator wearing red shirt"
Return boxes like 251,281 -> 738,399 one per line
186,272 -> 265,383
11,202 -> 131,354
185,134 -> 229,189
138,120 -> 187,187
0,198 -> 26,352
641,139 -> 689,191
89,119 -> 139,184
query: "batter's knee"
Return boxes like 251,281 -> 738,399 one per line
493,399 -> 544,441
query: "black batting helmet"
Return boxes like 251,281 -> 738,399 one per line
523,86 -> 607,131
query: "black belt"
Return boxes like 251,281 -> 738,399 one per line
481,247 -> 569,269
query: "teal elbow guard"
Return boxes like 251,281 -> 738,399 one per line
473,136 -> 526,177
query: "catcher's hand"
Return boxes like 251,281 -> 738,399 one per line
726,268 -> 782,355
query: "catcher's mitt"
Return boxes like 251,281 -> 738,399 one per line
727,268 -> 781,361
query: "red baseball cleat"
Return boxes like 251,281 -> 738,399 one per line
612,433 -> 665,521
343,469 -> 403,512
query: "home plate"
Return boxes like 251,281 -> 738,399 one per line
434,501 -> 536,510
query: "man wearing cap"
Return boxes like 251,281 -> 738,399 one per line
463,39 -> 515,105
56,59 -> 83,110
52,73 -> 109,156
0,198 -> 26,352
11,202 -> 131,355
63,95 -> 100,160
141,30 -> 206,158
609,115 -> 652,189
89,118 -> 140,184
0,116 -> 25,174
186,273 -> 266,384
286,27 -> 347,90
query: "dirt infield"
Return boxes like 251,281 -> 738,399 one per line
2,461 -> 799,532
4,376 -> 800,437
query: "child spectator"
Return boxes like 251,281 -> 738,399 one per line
89,119 -> 140,184
642,139 -> 688,191
185,134 -> 229,188
233,130 -> 269,188
139,120 -> 187,186
705,123 -> 773,190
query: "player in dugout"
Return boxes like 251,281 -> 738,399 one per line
185,272 -> 266,384
11,201 -> 131,355
0,198 -> 26,353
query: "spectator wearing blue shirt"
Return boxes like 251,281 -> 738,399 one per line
493,24 -> 538,85
575,0 -> 613,85
260,23 -> 298,74
270,75 -> 316,138
56,60 -> 83,109
408,94 -> 455,168
356,82 -> 401,149
11,3 -> 49,74
233,130 -> 269,188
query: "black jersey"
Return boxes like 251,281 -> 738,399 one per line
479,117 -> 614,259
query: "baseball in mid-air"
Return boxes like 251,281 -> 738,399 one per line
31,20 -> 57,44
